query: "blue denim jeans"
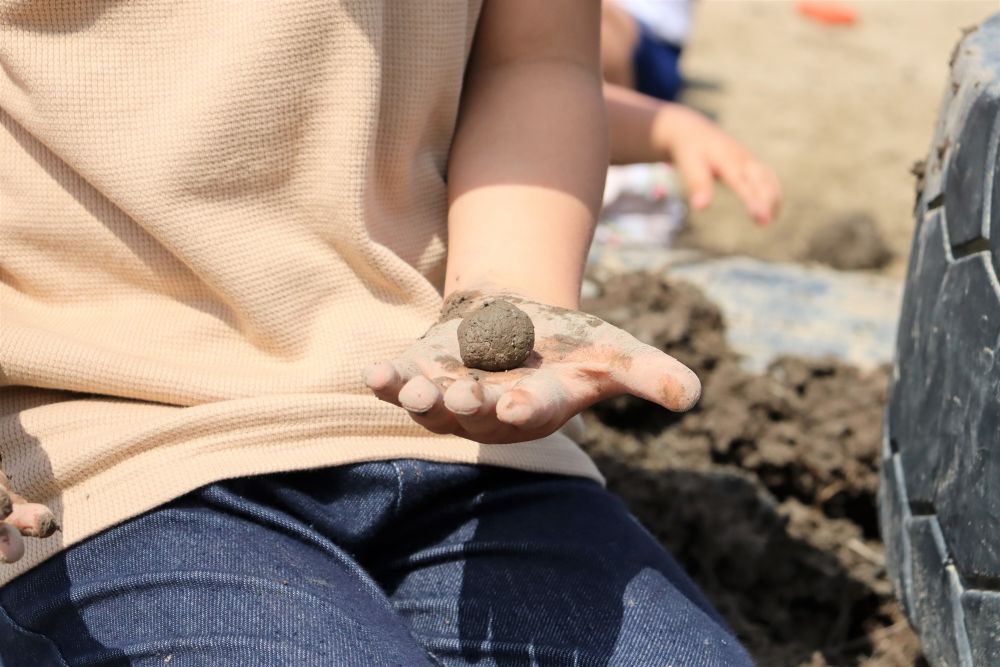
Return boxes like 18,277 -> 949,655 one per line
0,461 -> 753,666
632,22 -> 684,102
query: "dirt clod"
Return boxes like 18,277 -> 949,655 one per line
458,300 -> 535,372
805,212 -> 893,271
581,272 -> 921,667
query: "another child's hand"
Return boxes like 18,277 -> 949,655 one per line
1,471 -> 57,564
363,292 -> 700,444
653,103 -> 781,225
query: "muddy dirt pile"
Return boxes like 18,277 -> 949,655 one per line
581,272 -> 923,667
805,213 -> 894,271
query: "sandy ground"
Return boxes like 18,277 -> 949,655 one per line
679,0 -> 997,276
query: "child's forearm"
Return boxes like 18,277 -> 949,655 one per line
605,83 -> 671,165
367,2 -> 705,442
445,1 -> 606,311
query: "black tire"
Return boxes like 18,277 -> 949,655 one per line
879,13 -> 1000,667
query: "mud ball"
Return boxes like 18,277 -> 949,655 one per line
458,300 -> 535,372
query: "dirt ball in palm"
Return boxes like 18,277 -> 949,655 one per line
458,300 -> 535,372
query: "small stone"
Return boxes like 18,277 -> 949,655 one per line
458,300 -> 535,371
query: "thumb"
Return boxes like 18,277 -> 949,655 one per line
611,343 -> 702,412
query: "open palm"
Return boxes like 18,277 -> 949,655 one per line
364,292 -> 701,444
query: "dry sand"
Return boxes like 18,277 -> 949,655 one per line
679,0 -> 997,276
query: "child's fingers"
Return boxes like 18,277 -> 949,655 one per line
0,488 -> 11,522
407,407 -> 459,435
705,140 -> 772,225
674,149 -> 714,210
400,376 -> 458,435
0,472 -> 58,546
443,378 -> 488,416
496,373 -> 568,431
745,162 -> 782,223
446,379 -> 510,439
715,155 -> 766,223
5,503 -> 58,538
362,360 -> 413,405
0,523 -> 25,564
399,375 -> 442,413
0,471 -> 17,498
610,343 -> 701,412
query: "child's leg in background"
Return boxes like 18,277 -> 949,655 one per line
601,1 -> 685,102
632,24 -> 685,102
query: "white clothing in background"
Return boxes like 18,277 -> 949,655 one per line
617,0 -> 693,46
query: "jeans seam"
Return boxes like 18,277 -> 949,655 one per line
0,602 -> 72,667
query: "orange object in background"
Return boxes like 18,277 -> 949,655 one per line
796,1 -> 859,26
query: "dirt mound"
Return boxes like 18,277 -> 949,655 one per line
805,213 -> 893,271
581,272 -> 923,667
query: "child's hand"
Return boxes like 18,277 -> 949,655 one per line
363,292 -> 700,444
652,103 -> 781,226
1,471 -> 57,563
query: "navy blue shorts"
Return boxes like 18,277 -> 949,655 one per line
0,461 -> 752,666
633,21 -> 684,102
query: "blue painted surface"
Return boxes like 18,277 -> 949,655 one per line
669,257 -> 903,372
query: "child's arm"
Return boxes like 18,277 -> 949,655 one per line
605,83 -> 781,226
363,0 -> 700,443
443,0 -> 607,310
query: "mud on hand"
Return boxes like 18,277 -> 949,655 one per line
363,290 -> 701,444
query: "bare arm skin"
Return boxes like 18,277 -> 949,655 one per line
364,0 -> 701,443
605,83 -> 781,225
443,0 -> 608,309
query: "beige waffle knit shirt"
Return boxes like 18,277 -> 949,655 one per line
0,0 -> 601,586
